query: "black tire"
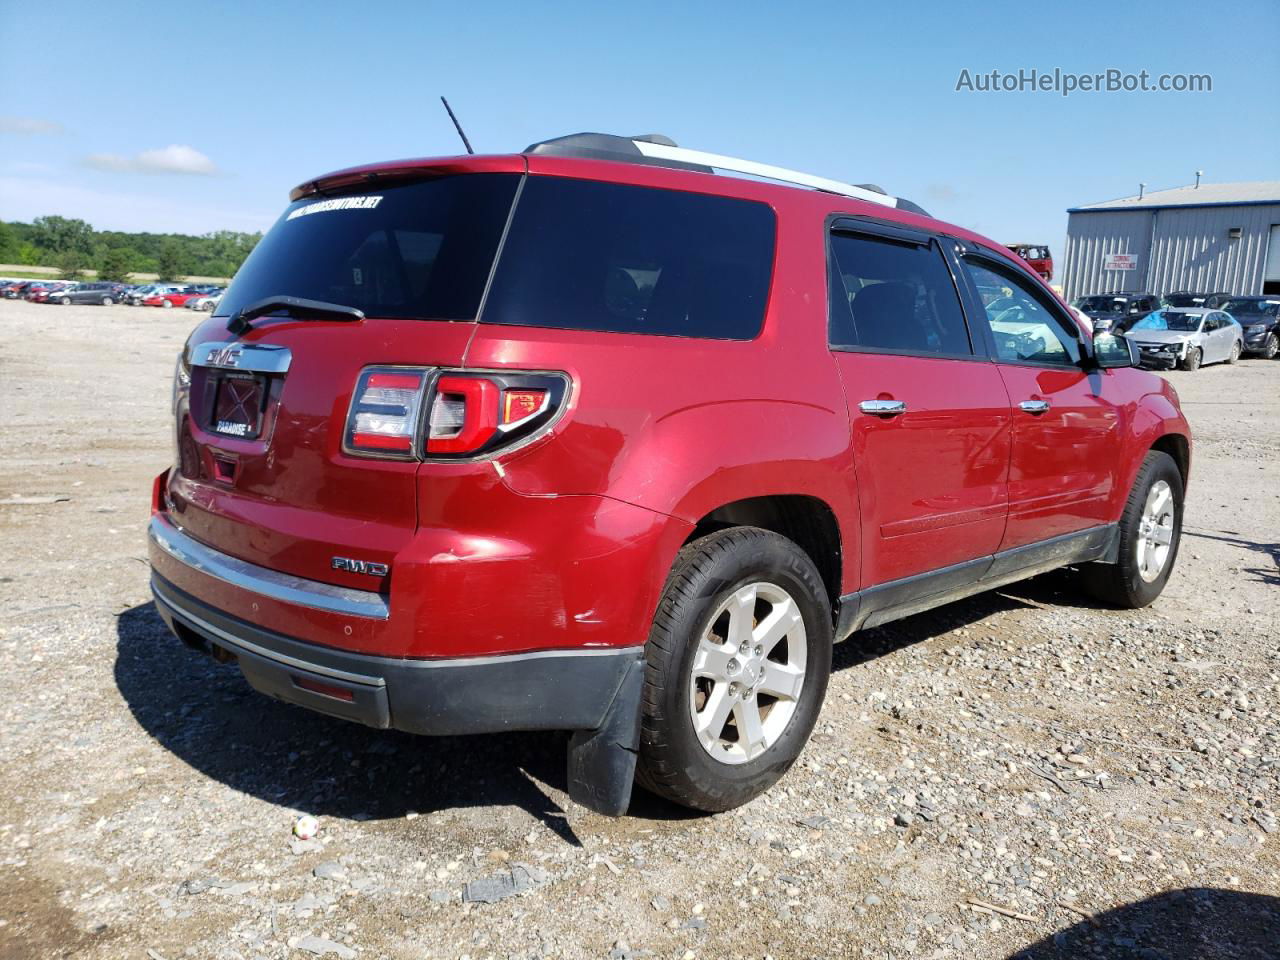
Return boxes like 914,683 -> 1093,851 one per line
1262,334 -> 1279,360
1079,450 -> 1183,608
1227,340 -> 1241,364
1181,347 -> 1201,371
636,527 -> 832,812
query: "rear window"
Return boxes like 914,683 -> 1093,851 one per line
216,174 -> 520,320
481,177 -> 775,339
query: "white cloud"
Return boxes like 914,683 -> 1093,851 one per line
0,176 -> 274,234
85,144 -> 220,177
0,116 -> 64,136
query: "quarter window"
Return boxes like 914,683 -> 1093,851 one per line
961,258 -> 1081,366
828,232 -> 971,355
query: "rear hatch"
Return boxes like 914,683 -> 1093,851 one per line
166,169 -> 522,589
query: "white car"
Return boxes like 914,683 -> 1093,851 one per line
186,292 -> 223,312
1122,308 -> 1244,371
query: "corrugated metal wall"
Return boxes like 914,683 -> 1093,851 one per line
1146,205 -> 1279,295
1060,210 -> 1152,300
1062,204 -> 1280,301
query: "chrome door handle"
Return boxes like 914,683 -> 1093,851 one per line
1019,399 -> 1050,414
859,399 -> 907,416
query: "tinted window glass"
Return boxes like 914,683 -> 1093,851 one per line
962,258 -> 1081,366
828,232 -> 971,355
217,174 -> 520,320
482,177 -> 774,339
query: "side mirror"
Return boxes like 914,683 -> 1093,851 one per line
1093,331 -> 1138,368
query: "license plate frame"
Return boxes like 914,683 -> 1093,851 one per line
210,372 -> 267,440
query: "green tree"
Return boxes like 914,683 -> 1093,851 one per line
156,241 -> 189,281
97,246 -> 135,283
0,220 -> 19,263
56,248 -> 87,279
31,215 -> 95,259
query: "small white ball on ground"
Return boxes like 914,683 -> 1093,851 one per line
293,815 -> 320,840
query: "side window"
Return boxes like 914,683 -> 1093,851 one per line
1204,313 -> 1219,331
828,231 -> 971,356
961,258 -> 1081,366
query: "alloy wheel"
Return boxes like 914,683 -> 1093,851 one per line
688,581 -> 807,765
1136,480 -> 1175,583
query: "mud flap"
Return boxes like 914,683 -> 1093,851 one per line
566,657 -> 644,817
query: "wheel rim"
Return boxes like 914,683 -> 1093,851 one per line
1231,342 -> 1240,360
1136,480 -> 1176,583
688,581 -> 807,765
1266,336 -> 1278,359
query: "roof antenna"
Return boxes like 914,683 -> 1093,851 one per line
1138,182 -> 1146,200
440,97 -> 474,155
1194,170 -> 1203,189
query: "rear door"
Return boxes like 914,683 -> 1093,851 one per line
955,251 -> 1123,549
1208,311 -> 1236,361
827,221 -> 1012,588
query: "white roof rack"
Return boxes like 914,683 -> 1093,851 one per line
631,140 -> 899,209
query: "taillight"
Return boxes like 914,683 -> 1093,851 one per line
425,372 -> 565,458
343,367 -> 429,458
172,348 -> 191,414
342,368 -> 567,461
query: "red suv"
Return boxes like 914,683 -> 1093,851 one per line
148,134 -> 1191,816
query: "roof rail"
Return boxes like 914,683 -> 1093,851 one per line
523,133 -> 929,217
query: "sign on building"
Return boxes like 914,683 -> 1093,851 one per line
1102,253 -> 1138,271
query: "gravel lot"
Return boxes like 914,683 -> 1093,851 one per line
1,299 -> 1277,960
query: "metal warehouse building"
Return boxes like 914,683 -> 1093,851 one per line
1059,181 -> 1280,302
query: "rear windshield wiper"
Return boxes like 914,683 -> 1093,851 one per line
227,295 -> 364,335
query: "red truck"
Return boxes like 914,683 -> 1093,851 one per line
1007,243 -> 1053,282
149,134 -> 1190,815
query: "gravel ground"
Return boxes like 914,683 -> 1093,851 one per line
1,299 -> 1277,960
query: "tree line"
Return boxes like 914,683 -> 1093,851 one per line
0,216 -> 262,281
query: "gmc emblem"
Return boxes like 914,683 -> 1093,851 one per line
331,556 -> 389,577
206,345 -> 242,368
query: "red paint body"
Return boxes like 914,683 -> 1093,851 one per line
144,291 -> 206,307
151,152 -> 1189,662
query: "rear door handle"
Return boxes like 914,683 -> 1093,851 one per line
859,399 -> 907,417
1019,399 -> 1050,414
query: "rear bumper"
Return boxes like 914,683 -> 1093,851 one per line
151,572 -> 644,736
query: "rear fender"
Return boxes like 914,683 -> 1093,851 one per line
500,397 -> 858,595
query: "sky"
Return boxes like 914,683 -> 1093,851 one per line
1,0 -> 1277,252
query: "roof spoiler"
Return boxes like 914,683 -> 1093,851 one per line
524,133 -> 930,217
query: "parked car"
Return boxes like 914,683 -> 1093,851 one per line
1221,297 -> 1280,358
186,291 -> 224,311
1005,243 -> 1053,282
143,288 -> 206,308
148,133 -> 1191,816
2,280 -> 39,299
1162,290 -> 1231,309
52,281 -> 124,305
1076,292 -> 1160,334
27,281 -> 74,303
126,284 -> 181,305
1123,308 -> 1243,370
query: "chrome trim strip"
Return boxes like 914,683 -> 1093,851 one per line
148,515 -> 389,619
404,645 -> 645,670
191,341 -> 293,374
153,583 -> 386,687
